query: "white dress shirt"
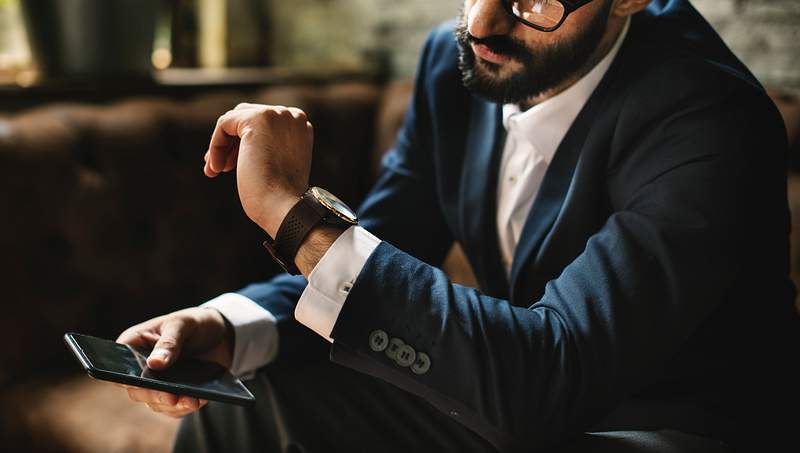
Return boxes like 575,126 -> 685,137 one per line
205,19 -> 630,377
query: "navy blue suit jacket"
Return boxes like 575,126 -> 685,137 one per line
239,1 -> 800,450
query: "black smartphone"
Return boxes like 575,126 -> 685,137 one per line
64,332 -> 255,407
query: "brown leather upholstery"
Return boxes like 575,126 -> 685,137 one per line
0,82 -> 381,451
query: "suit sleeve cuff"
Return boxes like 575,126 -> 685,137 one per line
295,225 -> 381,342
202,293 -> 279,377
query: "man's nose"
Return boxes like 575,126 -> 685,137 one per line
467,0 -> 515,39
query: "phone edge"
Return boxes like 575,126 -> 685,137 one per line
62,332 -> 256,407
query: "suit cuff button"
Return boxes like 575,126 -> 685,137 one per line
385,337 -> 404,360
368,330 -> 389,352
395,345 -> 417,367
411,352 -> 431,375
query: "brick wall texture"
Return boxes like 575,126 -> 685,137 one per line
269,0 -> 799,93
692,0 -> 800,93
267,0 -> 460,77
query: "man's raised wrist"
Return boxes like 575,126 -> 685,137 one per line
256,193 -> 302,238
295,224 -> 347,277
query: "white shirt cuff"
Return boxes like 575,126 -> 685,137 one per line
295,225 -> 381,342
202,293 -> 279,377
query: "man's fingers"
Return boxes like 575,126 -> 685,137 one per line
135,392 -> 206,418
145,402 -> 192,417
147,319 -> 187,369
306,121 -> 315,144
145,403 -> 202,418
111,382 -> 131,390
203,150 -> 214,177
234,102 -> 268,111
287,107 -> 307,121
206,117 -> 232,174
127,387 -> 179,405
207,113 -> 242,174
223,145 -> 239,172
125,387 -> 206,416
116,327 -> 145,346
205,105 -> 310,175
177,395 -> 204,411
117,328 -> 160,348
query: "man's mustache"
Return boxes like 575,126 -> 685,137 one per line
465,32 -> 531,61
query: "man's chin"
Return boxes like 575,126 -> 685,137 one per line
458,46 -> 537,104
474,58 -> 522,80
473,60 -> 519,85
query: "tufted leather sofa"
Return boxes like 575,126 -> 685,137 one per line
0,81 -> 386,452
0,79 -> 796,452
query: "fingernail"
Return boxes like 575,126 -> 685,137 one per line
150,349 -> 169,360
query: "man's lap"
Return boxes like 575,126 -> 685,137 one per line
174,357 -> 497,452
172,358 -> 729,453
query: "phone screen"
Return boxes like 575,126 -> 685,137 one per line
66,333 -> 254,405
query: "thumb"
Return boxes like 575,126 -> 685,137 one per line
147,319 -> 186,370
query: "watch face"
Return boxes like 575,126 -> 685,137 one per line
311,187 -> 358,224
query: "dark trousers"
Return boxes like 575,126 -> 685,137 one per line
173,358 -> 730,453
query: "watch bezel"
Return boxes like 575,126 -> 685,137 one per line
309,186 -> 358,225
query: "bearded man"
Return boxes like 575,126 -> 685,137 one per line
117,1 -> 800,451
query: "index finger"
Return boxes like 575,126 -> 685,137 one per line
206,113 -> 239,176
116,328 -> 160,348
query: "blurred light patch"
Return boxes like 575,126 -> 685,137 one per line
198,0 -> 226,68
152,3 -> 172,71
0,0 -> 30,71
152,48 -> 172,70
15,68 -> 36,87
0,52 -> 13,69
0,119 -> 12,138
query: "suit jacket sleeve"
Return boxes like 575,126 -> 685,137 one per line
235,26 -> 456,361
325,55 -> 790,451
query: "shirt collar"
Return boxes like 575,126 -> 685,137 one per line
502,18 -> 630,164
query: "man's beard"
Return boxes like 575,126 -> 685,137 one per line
455,1 -> 613,104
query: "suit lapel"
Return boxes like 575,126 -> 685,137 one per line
508,72 -> 616,303
460,98 -> 509,298
458,60 -> 617,302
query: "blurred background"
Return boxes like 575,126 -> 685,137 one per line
0,1 -> 797,452
0,0 -> 461,87
0,0 -> 798,88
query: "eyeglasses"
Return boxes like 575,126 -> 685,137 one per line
501,0 -> 594,32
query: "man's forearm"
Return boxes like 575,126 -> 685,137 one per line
295,225 -> 347,277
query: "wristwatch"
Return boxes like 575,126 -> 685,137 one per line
263,186 -> 358,275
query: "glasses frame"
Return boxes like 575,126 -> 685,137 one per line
501,0 -> 595,32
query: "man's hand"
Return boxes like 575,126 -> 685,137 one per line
203,103 -> 314,238
115,307 -> 233,418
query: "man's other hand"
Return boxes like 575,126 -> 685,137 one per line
203,103 -> 314,238
115,307 -> 233,418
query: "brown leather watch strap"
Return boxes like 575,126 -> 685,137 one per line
263,192 -> 327,275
